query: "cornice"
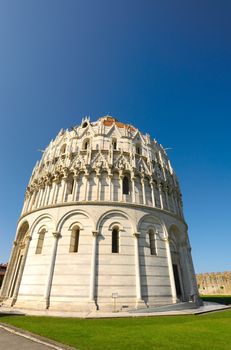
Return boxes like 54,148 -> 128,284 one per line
19,200 -> 187,227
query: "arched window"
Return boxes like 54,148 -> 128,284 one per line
60,144 -> 66,154
112,139 -> 117,150
66,175 -> 74,195
82,121 -> 88,128
148,229 -> 156,255
70,227 -> 80,253
123,176 -> 129,195
35,228 -> 46,254
112,227 -> 119,253
136,144 -> 142,155
83,139 -> 89,150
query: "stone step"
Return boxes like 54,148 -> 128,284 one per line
129,302 -> 198,313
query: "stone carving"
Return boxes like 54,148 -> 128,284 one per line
21,116 -> 182,217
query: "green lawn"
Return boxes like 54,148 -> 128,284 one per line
1,310 -> 231,350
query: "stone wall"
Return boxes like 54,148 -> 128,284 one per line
196,271 -> 231,295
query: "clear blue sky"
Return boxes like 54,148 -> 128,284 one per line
0,0 -> 230,273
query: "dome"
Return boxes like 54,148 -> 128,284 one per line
0,116 -> 200,312
23,115 -> 182,215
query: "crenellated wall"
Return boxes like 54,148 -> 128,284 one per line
197,271 -> 231,295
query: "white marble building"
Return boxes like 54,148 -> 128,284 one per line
0,116 -> 200,311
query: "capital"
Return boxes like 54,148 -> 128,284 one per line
52,231 -> 61,239
141,177 -> 145,184
92,230 -> 99,237
24,235 -> 32,242
133,232 -> 140,238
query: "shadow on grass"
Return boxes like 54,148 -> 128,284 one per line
201,295 -> 231,305
0,313 -> 25,317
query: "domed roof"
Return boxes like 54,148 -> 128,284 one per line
23,115 -> 182,219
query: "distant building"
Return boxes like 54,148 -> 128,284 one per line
0,264 -> 7,288
1,116 -> 201,311
196,271 -> 231,295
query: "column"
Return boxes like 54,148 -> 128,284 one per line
108,174 -> 113,201
26,195 -> 32,212
72,175 -> 78,202
89,231 -> 99,310
172,191 -> 179,215
150,180 -> 155,207
45,185 -> 52,206
0,242 -> 18,298
44,231 -> 61,309
141,177 -> 146,205
33,190 -> 39,209
39,185 -> 45,207
28,192 -> 35,211
61,178 -> 68,203
11,236 -> 32,306
165,187 -> 170,211
22,194 -> 29,214
119,174 -> 123,202
170,192 -> 175,213
51,182 -> 58,204
21,196 -> 29,214
158,183 -> 164,209
39,187 -> 45,207
84,174 -> 89,201
185,245 -> 202,305
96,174 -> 100,201
131,176 -> 136,203
35,188 -> 42,208
133,232 -> 145,308
164,237 -> 177,303
25,194 -> 32,212
42,186 -> 49,207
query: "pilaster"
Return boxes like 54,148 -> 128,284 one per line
133,232 -> 146,308
89,230 -> 99,310
44,231 -> 61,309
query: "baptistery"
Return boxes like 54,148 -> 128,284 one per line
1,116 -> 200,311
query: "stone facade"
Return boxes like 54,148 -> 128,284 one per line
0,116 -> 200,311
197,271 -> 231,295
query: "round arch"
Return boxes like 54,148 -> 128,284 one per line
96,209 -> 136,233
37,224 -> 48,234
15,221 -> 29,242
68,221 -> 84,231
56,209 -> 95,232
30,213 -> 55,236
108,222 -> 125,231
137,214 -> 163,231
168,224 -> 187,245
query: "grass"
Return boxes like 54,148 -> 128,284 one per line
201,295 -> 231,305
1,309 -> 231,350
